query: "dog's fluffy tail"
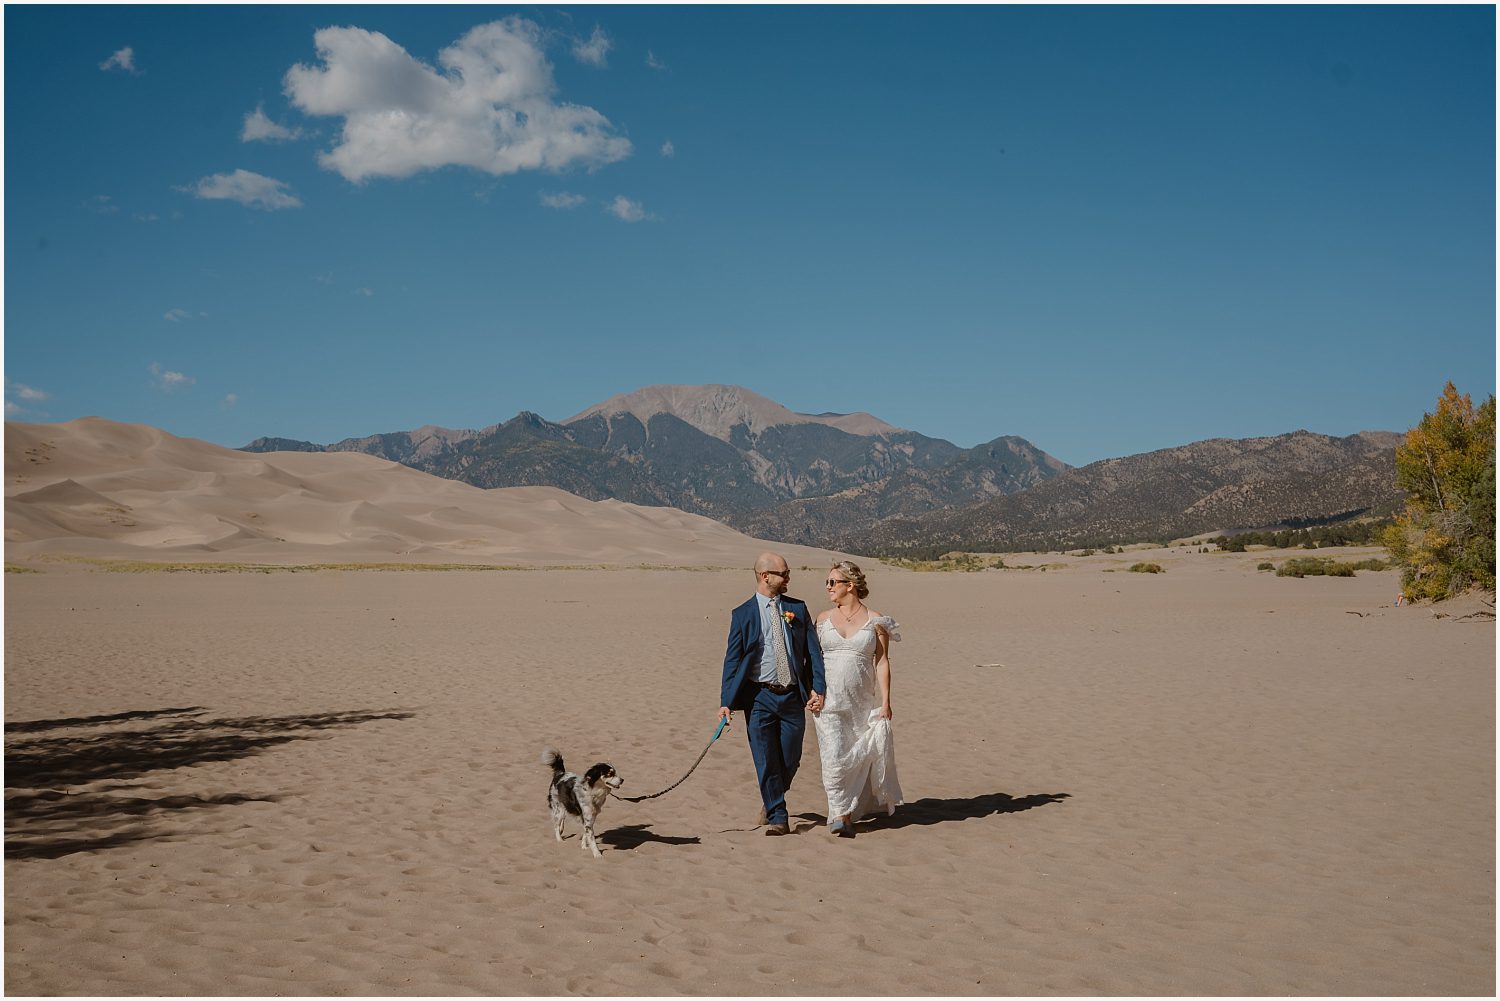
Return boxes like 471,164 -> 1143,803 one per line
541,746 -> 565,775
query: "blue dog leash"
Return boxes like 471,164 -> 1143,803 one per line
609,716 -> 729,803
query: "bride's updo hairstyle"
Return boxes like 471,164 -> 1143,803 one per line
831,560 -> 870,600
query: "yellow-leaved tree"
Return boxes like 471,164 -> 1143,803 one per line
1383,382 -> 1496,601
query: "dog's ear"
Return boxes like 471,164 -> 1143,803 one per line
583,762 -> 615,785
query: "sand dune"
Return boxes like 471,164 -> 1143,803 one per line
5,418 -> 842,566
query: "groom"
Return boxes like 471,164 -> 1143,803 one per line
718,551 -> 825,836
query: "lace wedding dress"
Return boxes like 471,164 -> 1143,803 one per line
812,613 -> 904,821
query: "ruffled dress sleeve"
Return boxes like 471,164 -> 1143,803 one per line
870,615 -> 901,641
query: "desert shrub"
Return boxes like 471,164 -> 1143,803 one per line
1128,562 -> 1164,574
886,553 -> 1007,573
1276,558 -> 1327,578
1257,562 -> 1274,571
1383,382 -> 1496,601
1276,557 -> 1382,578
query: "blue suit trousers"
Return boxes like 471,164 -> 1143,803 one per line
746,685 -> 805,825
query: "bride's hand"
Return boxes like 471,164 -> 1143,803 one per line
877,704 -> 892,720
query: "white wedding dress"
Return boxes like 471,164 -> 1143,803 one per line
813,613 -> 904,821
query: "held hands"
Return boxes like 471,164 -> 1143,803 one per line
807,692 -> 825,714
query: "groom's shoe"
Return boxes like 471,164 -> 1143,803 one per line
829,818 -> 854,838
755,805 -> 768,827
764,822 -> 791,836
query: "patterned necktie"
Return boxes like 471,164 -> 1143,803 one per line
769,598 -> 793,687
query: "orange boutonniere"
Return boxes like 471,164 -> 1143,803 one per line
782,610 -> 796,625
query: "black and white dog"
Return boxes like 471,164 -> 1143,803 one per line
542,747 -> 623,858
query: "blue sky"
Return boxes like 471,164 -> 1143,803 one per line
5,5 -> 1494,466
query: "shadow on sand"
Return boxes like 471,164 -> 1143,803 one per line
599,823 -> 702,851
795,790 -> 1071,833
5,707 -> 414,860
4,706 -> 211,735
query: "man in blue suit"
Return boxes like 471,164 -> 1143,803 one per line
718,551 -> 826,836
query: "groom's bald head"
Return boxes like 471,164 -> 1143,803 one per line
753,551 -> 790,596
754,552 -> 787,575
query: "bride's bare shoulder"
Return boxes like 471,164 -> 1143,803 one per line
815,609 -> 832,623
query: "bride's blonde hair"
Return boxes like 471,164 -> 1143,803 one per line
830,560 -> 869,600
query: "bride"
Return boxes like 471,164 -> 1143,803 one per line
812,560 -> 904,837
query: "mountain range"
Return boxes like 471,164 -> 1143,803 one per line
243,384 -> 1403,555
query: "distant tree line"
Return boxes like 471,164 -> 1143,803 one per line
1212,520 -> 1390,552
866,519 -> 1389,561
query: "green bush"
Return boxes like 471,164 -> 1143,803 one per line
1384,383 -> 1496,601
1276,557 -> 1383,578
1128,562 -> 1164,574
1277,558 -> 1327,578
1257,562 -> 1274,571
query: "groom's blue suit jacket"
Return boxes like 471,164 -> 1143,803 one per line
721,595 -> 826,711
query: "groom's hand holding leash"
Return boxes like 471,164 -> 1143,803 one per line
717,706 -> 733,729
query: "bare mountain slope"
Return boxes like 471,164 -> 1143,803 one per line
243,385 -> 1071,524
848,430 -> 1402,555
565,383 -> 901,440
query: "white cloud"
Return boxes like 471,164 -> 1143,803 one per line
88,195 -> 120,215
660,140 -> 675,158
645,50 -> 667,71
283,19 -> 632,183
572,26 -> 612,67
164,308 -> 191,322
4,383 -> 52,418
12,383 -> 49,402
181,169 -> 302,210
607,195 -> 648,223
222,393 -> 239,409
100,47 -> 138,74
354,287 -> 373,297
540,191 -> 585,209
149,362 -> 195,392
242,103 -> 304,142
133,212 -> 160,222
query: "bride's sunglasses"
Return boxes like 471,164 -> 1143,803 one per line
825,578 -> 849,588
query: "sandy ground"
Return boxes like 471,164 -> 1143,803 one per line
5,547 -> 1493,996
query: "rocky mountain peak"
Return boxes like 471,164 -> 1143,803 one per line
565,384 -> 903,441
